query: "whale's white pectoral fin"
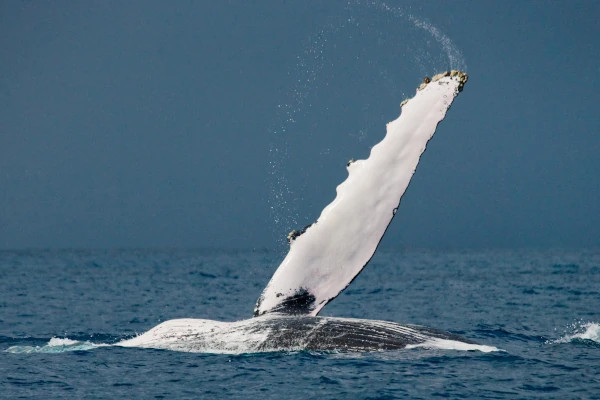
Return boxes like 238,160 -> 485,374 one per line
255,71 -> 468,317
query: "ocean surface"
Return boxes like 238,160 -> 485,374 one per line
1,248 -> 599,399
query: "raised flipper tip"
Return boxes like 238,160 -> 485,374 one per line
407,71 -> 469,105
415,70 -> 469,92
432,70 -> 468,91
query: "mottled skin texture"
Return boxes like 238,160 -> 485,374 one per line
254,316 -> 475,352
119,315 -> 476,353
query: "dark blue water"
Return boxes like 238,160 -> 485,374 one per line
1,248 -> 599,398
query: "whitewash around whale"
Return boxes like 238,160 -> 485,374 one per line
119,71 -> 496,354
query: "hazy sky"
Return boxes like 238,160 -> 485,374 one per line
1,1 -> 599,250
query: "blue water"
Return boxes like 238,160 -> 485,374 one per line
1,248 -> 599,398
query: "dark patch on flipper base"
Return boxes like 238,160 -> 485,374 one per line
256,288 -> 316,316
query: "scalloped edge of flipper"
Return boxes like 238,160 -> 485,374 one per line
256,71 -> 468,317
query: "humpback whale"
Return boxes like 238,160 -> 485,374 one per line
119,71 -> 491,354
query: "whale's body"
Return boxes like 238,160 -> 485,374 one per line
119,72 -> 475,354
119,315 -> 481,354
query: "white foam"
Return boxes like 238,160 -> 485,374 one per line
5,337 -> 108,354
47,337 -> 80,346
406,338 -> 501,353
551,322 -> 600,344
577,323 -> 600,342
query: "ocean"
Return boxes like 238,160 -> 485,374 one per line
1,248 -> 599,399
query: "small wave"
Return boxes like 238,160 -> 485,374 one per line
548,321 -> 600,345
5,337 -> 109,354
405,338 -> 500,353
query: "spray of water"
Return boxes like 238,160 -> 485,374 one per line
372,1 -> 466,71
546,320 -> 600,345
267,26 -> 334,247
5,337 -> 109,354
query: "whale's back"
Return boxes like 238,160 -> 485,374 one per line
118,315 -> 480,354
256,316 -> 476,352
